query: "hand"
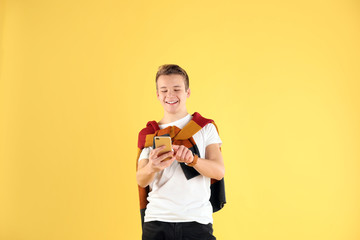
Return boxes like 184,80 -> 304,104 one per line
172,145 -> 194,165
148,145 -> 175,173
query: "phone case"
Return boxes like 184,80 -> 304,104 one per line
154,136 -> 172,161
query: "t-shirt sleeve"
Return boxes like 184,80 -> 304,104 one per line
204,123 -> 222,148
138,146 -> 153,162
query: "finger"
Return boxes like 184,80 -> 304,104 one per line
152,145 -> 167,158
172,145 -> 180,151
180,148 -> 190,161
185,151 -> 193,163
149,147 -> 157,157
177,146 -> 188,161
150,149 -> 166,164
158,151 -> 174,161
150,155 -> 161,165
154,145 -> 166,152
159,156 -> 175,168
176,145 -> 185,160
150,146 -> 164,156
149,151 -> 156,162
149,147 -> 159,159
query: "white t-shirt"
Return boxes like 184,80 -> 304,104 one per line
138,114 -> 222,224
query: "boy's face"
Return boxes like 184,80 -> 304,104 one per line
156,74 -> 190,114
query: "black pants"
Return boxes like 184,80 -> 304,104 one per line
142,221 -> 216,240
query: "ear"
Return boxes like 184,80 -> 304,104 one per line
156,90 -> 160,100
186,88 -> 191,98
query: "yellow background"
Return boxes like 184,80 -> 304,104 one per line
1,0 -> 359,239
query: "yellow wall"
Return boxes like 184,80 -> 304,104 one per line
1,0 -> 359,239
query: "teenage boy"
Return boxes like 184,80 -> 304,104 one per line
136,64 -> 225,240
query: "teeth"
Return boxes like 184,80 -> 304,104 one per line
167,101 -> 178,104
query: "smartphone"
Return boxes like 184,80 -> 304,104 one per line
154,136 -> 173,161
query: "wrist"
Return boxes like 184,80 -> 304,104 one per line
185,154 -> 199,167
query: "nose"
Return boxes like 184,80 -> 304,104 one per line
166,90 -> 174,97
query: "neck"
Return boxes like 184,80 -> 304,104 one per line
159,110 -> 189,125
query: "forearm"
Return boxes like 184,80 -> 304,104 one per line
136,162 -> 156,188
193,157 -> 225,180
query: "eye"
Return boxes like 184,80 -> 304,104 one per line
161,91 -> 167,93
174,89 -> 180,92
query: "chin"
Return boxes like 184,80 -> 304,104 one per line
165,108 -> 179,114
164,105 -> 181,113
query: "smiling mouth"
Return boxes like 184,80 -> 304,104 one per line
165,100 -> 179,105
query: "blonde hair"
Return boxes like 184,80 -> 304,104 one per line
155,64 -> 189,90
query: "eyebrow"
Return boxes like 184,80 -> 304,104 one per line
160,85 -> 182,89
